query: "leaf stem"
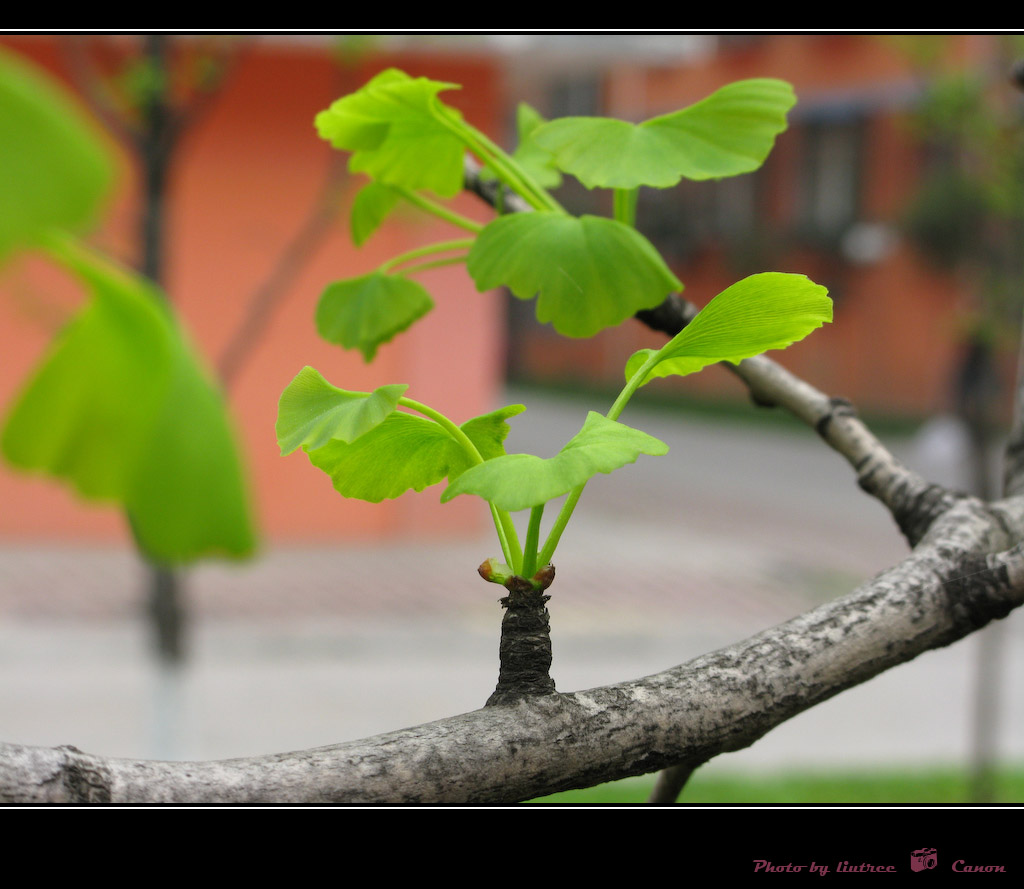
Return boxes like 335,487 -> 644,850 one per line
398,395 -> 523,569
489,504 -> 515,568
537,487 -> 582,569
537,351 -> 664,566
394,186 -> 484,234
394,255 -> 469,277
379,239 -> 475,274
465,125 -> 566,214
433,107 -> 563,214
520,504 -> 544,580
613,187 -> 639,228
606,350 -> 664,421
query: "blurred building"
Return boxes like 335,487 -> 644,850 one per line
2,33 -> 1020,552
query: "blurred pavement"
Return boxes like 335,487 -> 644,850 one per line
1,386 -> 1022,775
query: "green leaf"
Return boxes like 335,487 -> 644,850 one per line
126,337 -> 255,562
532,79 -> 796,189
315,68 -> 466,198
276,367 -> 407,455
479,102 -> 562,189
0,46 -> 114,262
1,240 -> 255,563
441,411 -> 668,512
350,181 -> 402,246
467,212 -> 682,337
1,245 -> 173,499
316,271 -> 434,362
461,406 -> 525,462
625,272 -> 832,385
509,103 -> 563,190
300,402 -> 525,503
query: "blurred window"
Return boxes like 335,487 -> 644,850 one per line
797,111 -> 866,238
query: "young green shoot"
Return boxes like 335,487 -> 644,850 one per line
281,68 -> 832,592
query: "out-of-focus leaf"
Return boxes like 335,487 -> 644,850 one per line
126,335 -> 255,562
441,411 -> 668,511
467,211 -> 681,338
1,240 -> 255,563
0,47 -> 113,262
350,181 -> 402,246
1,244 -> 172,499
316,271 -> 434,362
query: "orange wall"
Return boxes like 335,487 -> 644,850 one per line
0,36 -> 505,546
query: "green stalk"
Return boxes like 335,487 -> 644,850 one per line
395,254 -> 469,277
613,187 -> 639,228
394,186 -> 483,234
489,504 -> 515,568
379,239 -> 475,274
537,351 -> 664,566
500,511 -> 523,572
606,350 -> 663,421
432,107 -> 563,214
399,396 -> 522,570
465,124 -> 566,214
536,487 -> 582,569
520,504 -> 544,580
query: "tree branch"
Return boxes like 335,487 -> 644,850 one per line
3,150 -> 1018,805
727,355 -> 967,547
1003,316 -> 1024,497
61,37 -> 141,146
647,763 -> 699,804
3,494 -> 1021,804
217,152 -> 348,389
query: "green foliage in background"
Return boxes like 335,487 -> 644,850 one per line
529,765 -> 1024,804
0,46 -> 254,563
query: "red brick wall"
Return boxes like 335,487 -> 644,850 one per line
0,36 -> 506,545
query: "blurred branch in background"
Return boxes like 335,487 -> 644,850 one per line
62,35 -> 247,669
897,34 -> 1024,804
47,36 -> 367,756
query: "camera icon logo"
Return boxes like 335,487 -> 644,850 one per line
911,849 -> 938,872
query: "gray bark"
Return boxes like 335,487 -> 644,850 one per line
2,503 -> 1022,803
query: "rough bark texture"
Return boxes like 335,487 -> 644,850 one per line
486,583 -> 557,707
2,522 -> 1022,803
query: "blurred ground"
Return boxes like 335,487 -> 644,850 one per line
1,385 -> 1022,772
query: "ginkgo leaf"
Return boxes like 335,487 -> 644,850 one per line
511,102 -> 563,189
0,46 -> 113,261
1,244 -> 173,499
467,211 -> 682,338
532,79 -> 796,189
480,102 -> 563,190
350,181 -> 402,246
1,239 -> 255,563
276,367 -> 407,455
126,337 -> 255,562
316,271 -> 434,362
301,403 -> 525,503
315,68 -> 467,198
625,272 -> 831,385
441,411 -> 668,512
